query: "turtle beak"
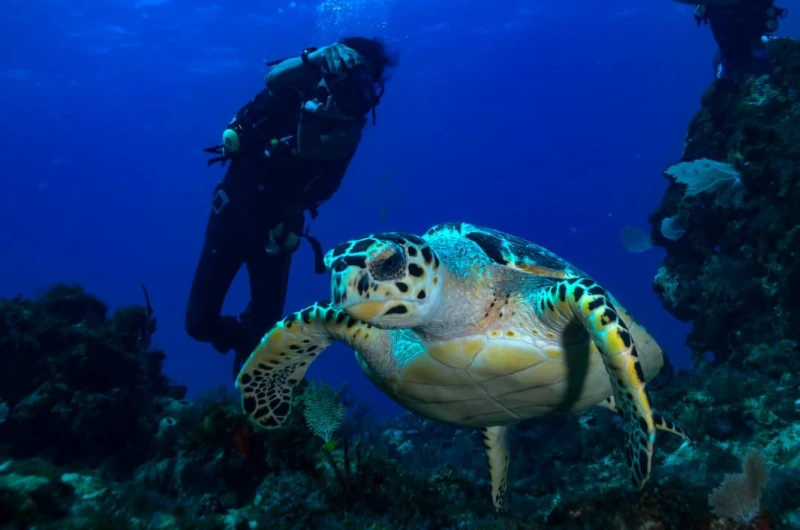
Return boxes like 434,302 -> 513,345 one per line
334,266 -> 388,320
345,301 -> 389,321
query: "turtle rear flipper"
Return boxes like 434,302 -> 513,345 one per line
538,278 -> 657,489
483,426 -> 511,513
236,300 -> 380,430
599,397 -> 693,443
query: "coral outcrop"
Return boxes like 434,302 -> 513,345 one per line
649,37 -> 800,367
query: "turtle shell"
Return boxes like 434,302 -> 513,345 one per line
424,222 -> 591,279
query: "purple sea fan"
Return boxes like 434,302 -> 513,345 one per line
708,449 -> 769,524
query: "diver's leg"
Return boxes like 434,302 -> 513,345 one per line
233,251 -> 294,376
185,181 -> 250,355
232,214 -> 304,376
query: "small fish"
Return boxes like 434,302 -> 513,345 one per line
620,226 -> 653,253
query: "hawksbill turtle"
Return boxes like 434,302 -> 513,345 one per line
236,222 -> 690,512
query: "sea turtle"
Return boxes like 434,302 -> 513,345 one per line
236,222 -> 690,512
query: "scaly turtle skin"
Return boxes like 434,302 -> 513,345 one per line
236,222 -> 690,513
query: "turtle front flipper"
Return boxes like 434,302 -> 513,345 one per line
483,426 -> 511,513
599,397 -> 693,443
538,278 -> 657,489
235,300 -> 383,430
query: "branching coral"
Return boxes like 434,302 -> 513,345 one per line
301,380 -> 346,443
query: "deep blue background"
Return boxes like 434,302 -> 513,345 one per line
2,0 -> 797,418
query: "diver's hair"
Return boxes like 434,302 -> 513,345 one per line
338,36 -> 399,84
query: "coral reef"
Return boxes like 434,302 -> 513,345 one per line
2,38 -> 800,530
648,37 -> 800,367
2,281 -> 799,529
0,283 -> 185,472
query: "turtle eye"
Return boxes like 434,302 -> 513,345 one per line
370,244 -> 406,281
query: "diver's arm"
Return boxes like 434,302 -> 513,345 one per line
296,113 -> 362,161
265,56 -> 319,94
266,44 -> 361,94
265,46 -> 339,94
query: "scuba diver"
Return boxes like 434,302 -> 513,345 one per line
185,36 -> 398,377
674,0 -> 788,82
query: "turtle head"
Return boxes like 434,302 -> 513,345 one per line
324,232 -> 443,328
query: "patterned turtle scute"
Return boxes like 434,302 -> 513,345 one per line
426,222 -> 585,277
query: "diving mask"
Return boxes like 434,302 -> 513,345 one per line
322,65 -> 383,119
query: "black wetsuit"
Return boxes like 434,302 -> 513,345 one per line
186,85 -> 361,376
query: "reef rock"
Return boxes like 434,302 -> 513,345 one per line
648,37 -> 800,367
0,283 -> 184,472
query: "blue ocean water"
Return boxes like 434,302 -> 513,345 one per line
2,0 -> 796,420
